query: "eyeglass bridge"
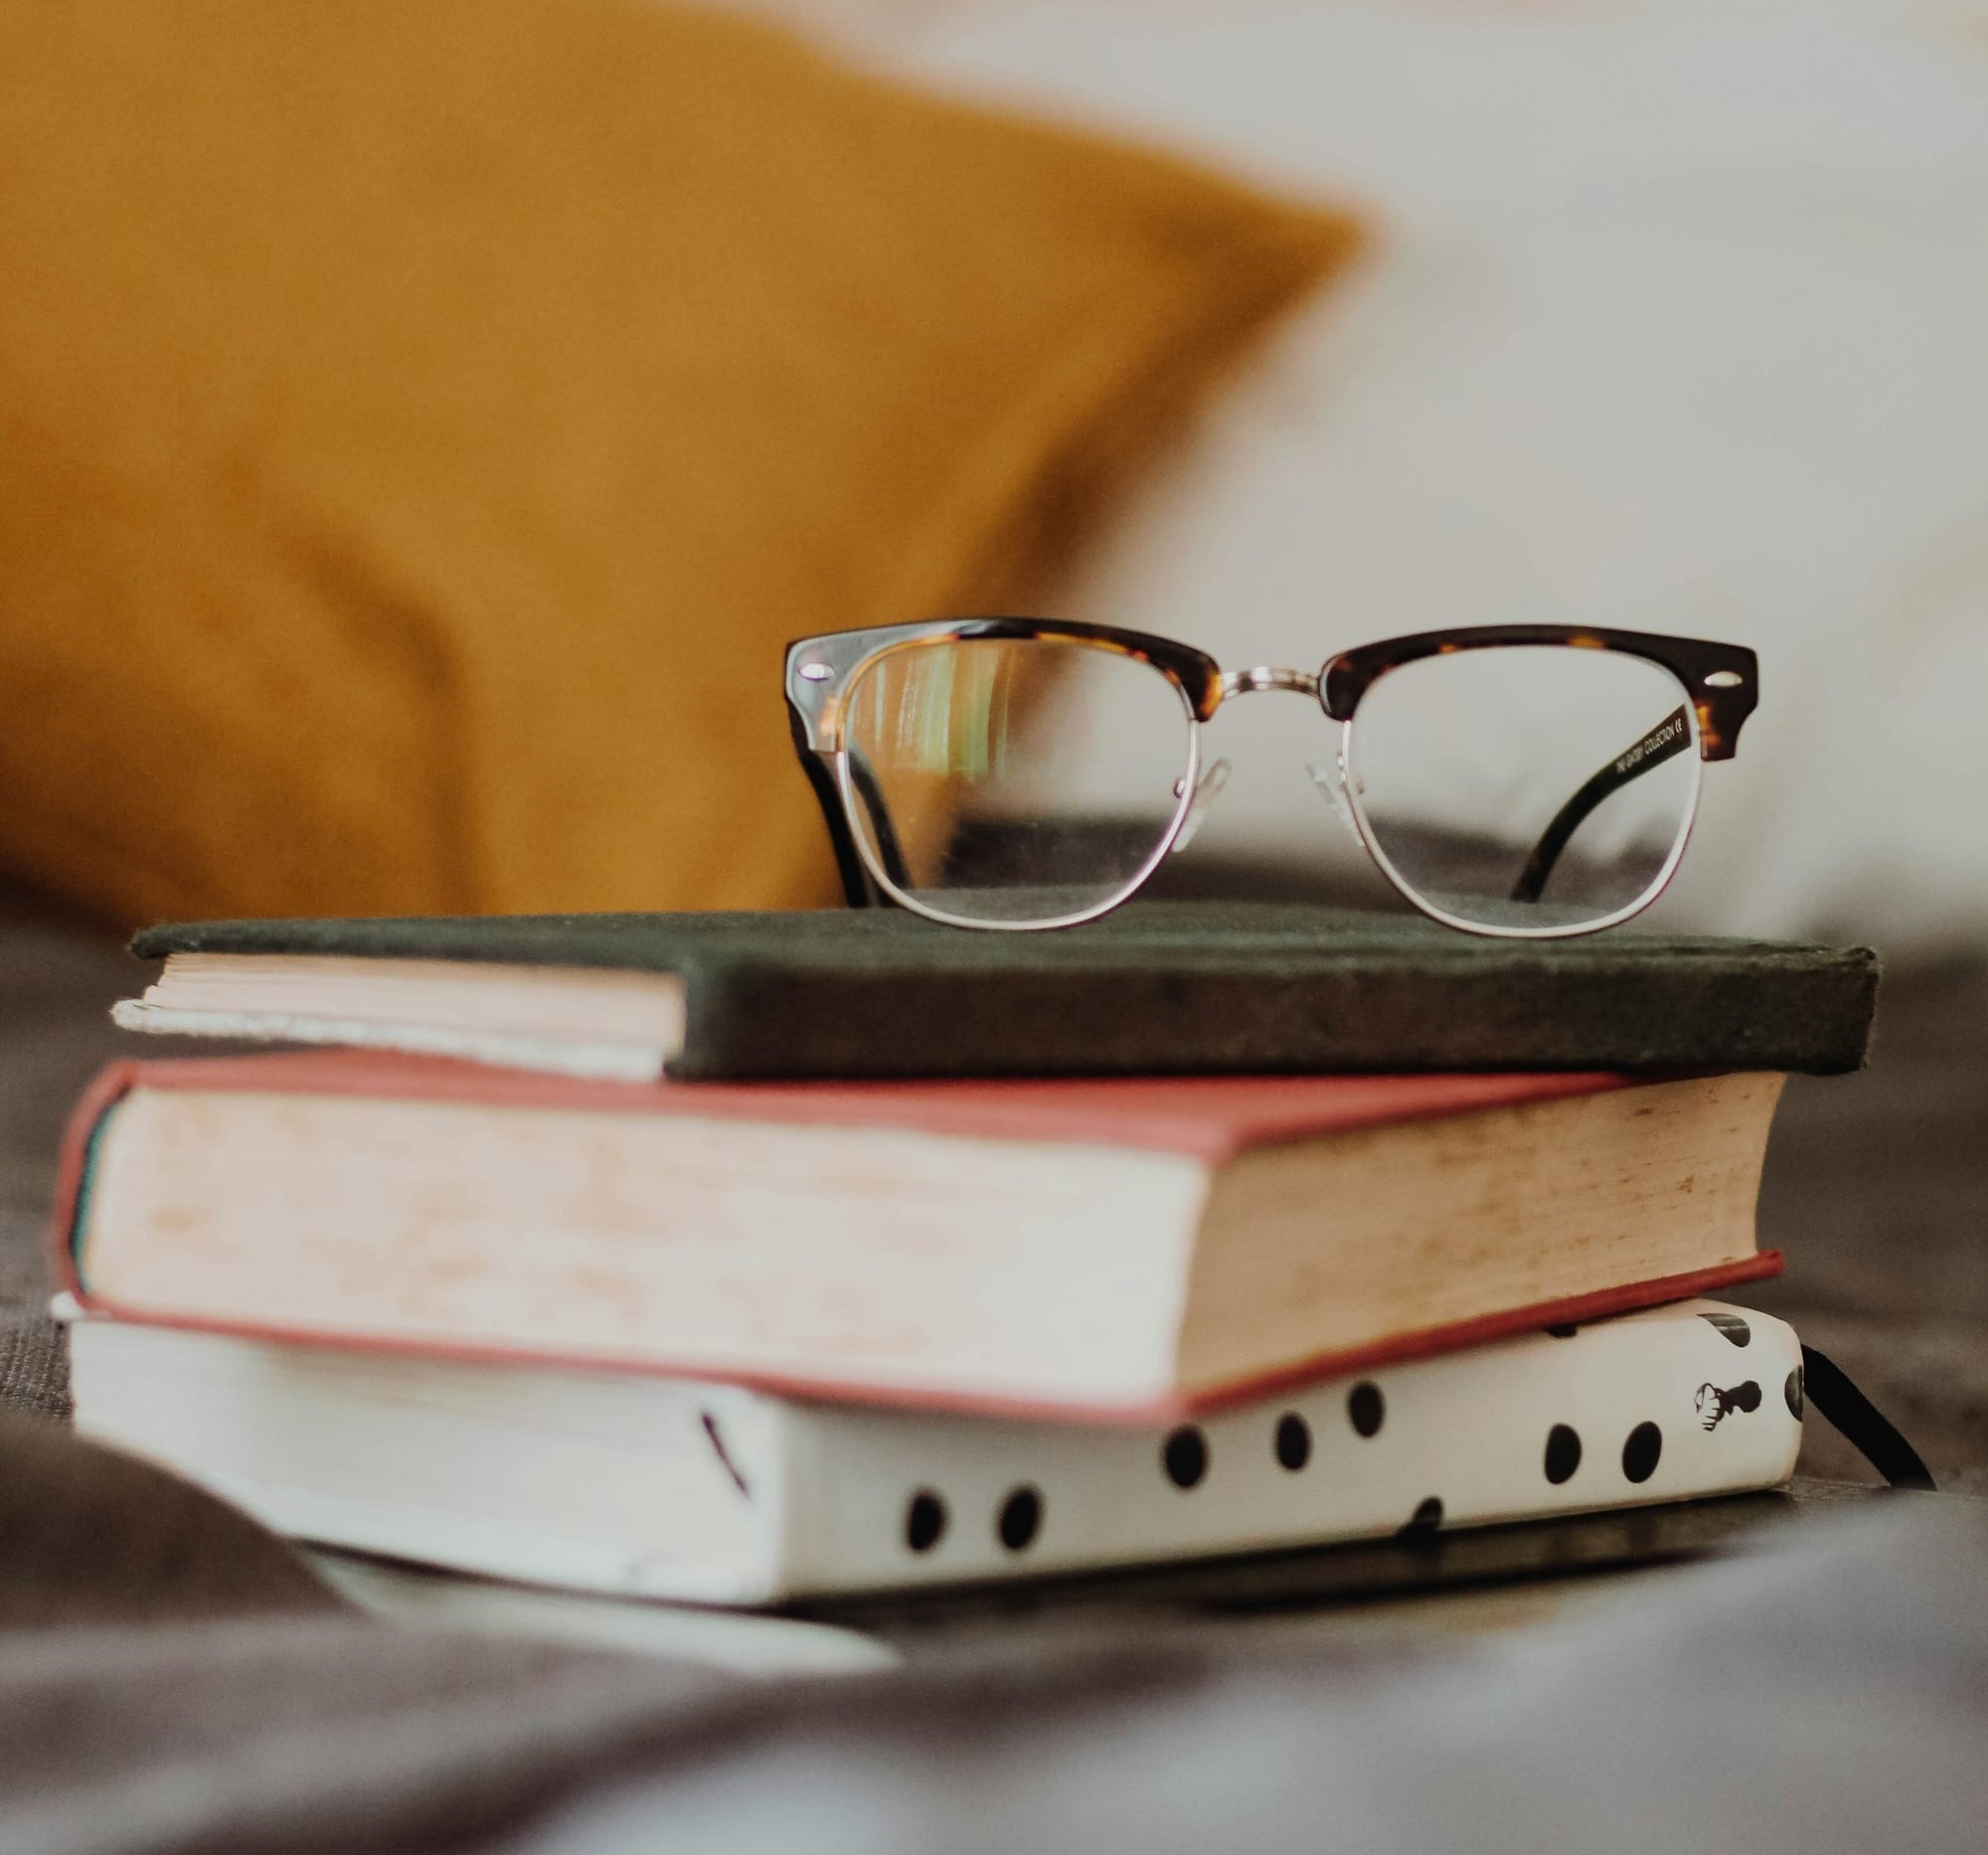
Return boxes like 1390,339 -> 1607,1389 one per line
1219,666 -> 1321,702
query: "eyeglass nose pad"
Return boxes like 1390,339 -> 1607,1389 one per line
1305,758 -> 1366,847
1171,758 -> 1231,854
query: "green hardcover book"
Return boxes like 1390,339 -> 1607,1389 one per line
115,903 -> 1879,1082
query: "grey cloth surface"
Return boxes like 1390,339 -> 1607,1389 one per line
0,893 -> 130,1417
3,883 -> 1987,1854
0,1410 -> 750,1855
503,1495 -> 1988,1855
2,1407 -> 1983,1855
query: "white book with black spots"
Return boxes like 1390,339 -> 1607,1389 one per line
63,1298 -> 1804,1605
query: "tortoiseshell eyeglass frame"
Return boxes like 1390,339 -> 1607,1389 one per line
783,618 -> 1758,938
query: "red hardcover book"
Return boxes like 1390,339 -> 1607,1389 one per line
54,1052 -> 1782,1420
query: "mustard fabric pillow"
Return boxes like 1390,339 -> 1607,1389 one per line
0,0 -> 1357,923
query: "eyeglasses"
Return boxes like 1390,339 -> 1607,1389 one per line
784,619 -> 1756,938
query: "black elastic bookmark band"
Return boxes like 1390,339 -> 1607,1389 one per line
1801,1345 -> 1938,1492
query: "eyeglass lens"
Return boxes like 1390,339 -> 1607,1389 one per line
839,636 -> 1196,925
1346,644 -> 1700,931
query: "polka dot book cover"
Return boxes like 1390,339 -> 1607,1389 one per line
62,1299 -> 1803,1603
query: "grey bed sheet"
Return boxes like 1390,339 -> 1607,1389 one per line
3,887 -> 1985,1855
2,1399 -> 1983,1855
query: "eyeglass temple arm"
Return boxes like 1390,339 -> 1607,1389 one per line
787,707 -> 875,907
1509,704 -> 1693,905
844,750 -> 914,895
785,707 -> 910,909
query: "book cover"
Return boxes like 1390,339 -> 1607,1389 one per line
122,901 -> 1879,1080
52,1051 -> 1783,1419
65,1299 -> 1807,1603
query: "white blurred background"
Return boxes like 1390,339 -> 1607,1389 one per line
731,0 -> 1988,950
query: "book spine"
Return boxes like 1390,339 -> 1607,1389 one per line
45,1059 -> 141,1303
675,952 -> 1879,1080
775,1301 -> 1804,1597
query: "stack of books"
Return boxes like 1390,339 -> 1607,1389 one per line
57,904 -> 1876,1605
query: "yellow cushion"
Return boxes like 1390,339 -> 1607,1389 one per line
0,0 -> 1357,923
